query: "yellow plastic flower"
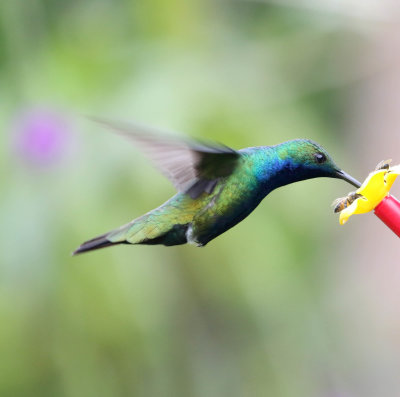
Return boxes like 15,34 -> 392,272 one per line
337,162 -> 400,225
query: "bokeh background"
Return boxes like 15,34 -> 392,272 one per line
1,1 -> 400,396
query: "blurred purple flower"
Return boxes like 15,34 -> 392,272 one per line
13,108 -> 71,167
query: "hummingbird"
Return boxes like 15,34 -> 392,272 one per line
73,119 -> 361,255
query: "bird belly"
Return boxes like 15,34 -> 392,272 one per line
188,174 -> 262,246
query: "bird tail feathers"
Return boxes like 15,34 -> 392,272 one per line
73,207 -> 190,255
72,215 -> 159,255
72,231 -> 128,255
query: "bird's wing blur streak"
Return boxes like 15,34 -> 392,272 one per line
90,117 -> 241,198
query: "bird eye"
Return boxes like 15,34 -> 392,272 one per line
315,153 -> 326,163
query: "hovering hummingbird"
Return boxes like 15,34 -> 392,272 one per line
73,119 -> 361,254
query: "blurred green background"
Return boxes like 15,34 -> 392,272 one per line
1,1 -> 400,396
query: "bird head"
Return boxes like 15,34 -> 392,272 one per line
277,139 -> 361,188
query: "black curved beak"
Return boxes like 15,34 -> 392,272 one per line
335,170 -> 361,188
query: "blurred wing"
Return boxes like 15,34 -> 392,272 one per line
90,117 -> 241,198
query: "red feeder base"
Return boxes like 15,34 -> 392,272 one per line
374,195 -> 400,238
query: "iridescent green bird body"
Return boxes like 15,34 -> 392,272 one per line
108,149 -> 261,247
73,121 -> 360,254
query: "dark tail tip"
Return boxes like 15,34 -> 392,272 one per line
72,233 -> 122,255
